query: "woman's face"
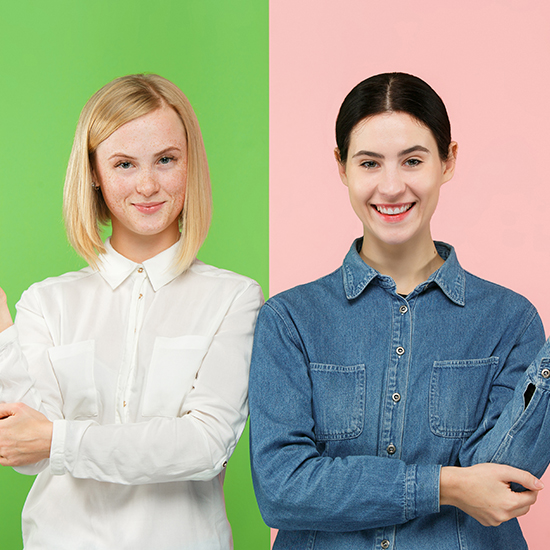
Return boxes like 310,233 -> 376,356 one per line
94,106 -> 187,260
338,111 -> 457,250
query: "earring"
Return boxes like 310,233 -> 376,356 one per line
92,182 -> 100,191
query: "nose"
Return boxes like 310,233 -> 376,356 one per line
136,168 -> 160,197
378,166 -> 406,199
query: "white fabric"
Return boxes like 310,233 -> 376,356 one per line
0,240 -> 263,549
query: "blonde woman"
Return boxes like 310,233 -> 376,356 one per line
0,74 -> 263,549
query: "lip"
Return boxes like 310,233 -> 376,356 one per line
133,202 -> 165,214
371,202 -> 415,223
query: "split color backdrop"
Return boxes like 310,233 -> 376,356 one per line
0,1 -> 268,548
270,0 -> 550,548
2,1 -> 550,549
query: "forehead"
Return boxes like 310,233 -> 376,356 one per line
349,112 -> 436,151
97,106 -> 187,154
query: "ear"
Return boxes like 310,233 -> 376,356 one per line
441,141 -> 458,184
335,148 -> 348,187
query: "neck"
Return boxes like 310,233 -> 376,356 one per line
360,234 -> 444,295
110,227 -> 181,264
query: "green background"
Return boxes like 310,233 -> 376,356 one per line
0,1 -> 269,548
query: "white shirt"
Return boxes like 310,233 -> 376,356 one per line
0,240 -> 263,549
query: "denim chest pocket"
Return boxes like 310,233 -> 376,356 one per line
429,356 -> 499,438
142,335 -> 210,417
48,340 -> 98,420
309,363 -> 366,441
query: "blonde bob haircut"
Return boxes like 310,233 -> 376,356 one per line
63,73 -> 212,273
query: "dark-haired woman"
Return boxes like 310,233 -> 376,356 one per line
249,72 -> 550,549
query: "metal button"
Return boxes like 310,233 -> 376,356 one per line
123,401 -> 127,407
392,393 -> 401,403
222,461 -> 228,468
542,368 -> 550,379
387,444 -> 396,455
399,305 -> 408,314
381,539 -> 390,549
396,346 -> 405,356
137,267 -> 144,273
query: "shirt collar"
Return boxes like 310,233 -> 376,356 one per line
97,238 -> 182,291
342,238 -> 465,306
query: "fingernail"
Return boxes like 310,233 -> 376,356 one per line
535,479 -> 544,489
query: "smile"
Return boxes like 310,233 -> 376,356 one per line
133,202 -> 165,214
374,203 -> 414,215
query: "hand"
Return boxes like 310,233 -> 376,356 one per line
440,463 -> 543,526
0,287 -> 13,332
0,402 -> 53,467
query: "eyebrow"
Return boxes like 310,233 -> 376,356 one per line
107,146 -> 183,161
351,145 -> 431,159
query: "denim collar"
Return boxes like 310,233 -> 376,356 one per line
342,238 -> 466,306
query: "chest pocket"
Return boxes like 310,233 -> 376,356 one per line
142,335 -> 210,417
309,363 -> 366,441
48,340 -> 98,420
429,356 -> 499,438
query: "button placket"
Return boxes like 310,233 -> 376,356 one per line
115,268 -> 148,423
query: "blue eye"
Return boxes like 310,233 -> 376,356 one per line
158,156 -> 174,165
116,161 -> 133,169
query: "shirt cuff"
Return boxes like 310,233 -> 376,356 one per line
528,352 -> 550,390
50,419 -> 67,475
405,463 -> 440,520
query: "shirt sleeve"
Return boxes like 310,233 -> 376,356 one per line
49,282 -> 264,485
249,302 -> 440,532
0,288 -> 62,475
458,310 -> 550,479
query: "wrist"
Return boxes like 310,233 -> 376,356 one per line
440,466 -> 461,506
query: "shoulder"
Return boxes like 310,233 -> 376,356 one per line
464,269 -> 536,311
462,270 -> 541,337
19,267 -> 96,301
264,268 -> 342,318
184,260 -> 263,301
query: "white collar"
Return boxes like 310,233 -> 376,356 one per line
97,238 -> 182,291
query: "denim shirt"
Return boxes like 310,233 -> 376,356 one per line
249,240 -> 550,550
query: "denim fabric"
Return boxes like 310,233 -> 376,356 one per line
249,240 -> 550,550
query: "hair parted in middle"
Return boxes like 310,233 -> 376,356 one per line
335,72 -> 452,164
63,73 -> 211,272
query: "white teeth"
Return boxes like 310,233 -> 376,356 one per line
376,204 -> 412,215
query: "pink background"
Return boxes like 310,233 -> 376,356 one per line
270,0 -> 550,547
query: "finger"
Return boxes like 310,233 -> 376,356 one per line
496,465 -> 544,491
0,402 -> 27,420
512,490 -> 539,508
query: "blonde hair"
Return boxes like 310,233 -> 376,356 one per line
63,74 -> 212,272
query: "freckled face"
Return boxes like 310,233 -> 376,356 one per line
338,111 -> 456,250
94,106 -> 188,257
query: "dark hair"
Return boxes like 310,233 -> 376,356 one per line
335,72 -> 451,162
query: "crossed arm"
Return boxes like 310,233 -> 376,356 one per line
0,282 -> 264,484
249,303 -> 549,530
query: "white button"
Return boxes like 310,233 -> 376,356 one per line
396,346 -> 405,356
399,305 -> 408,314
